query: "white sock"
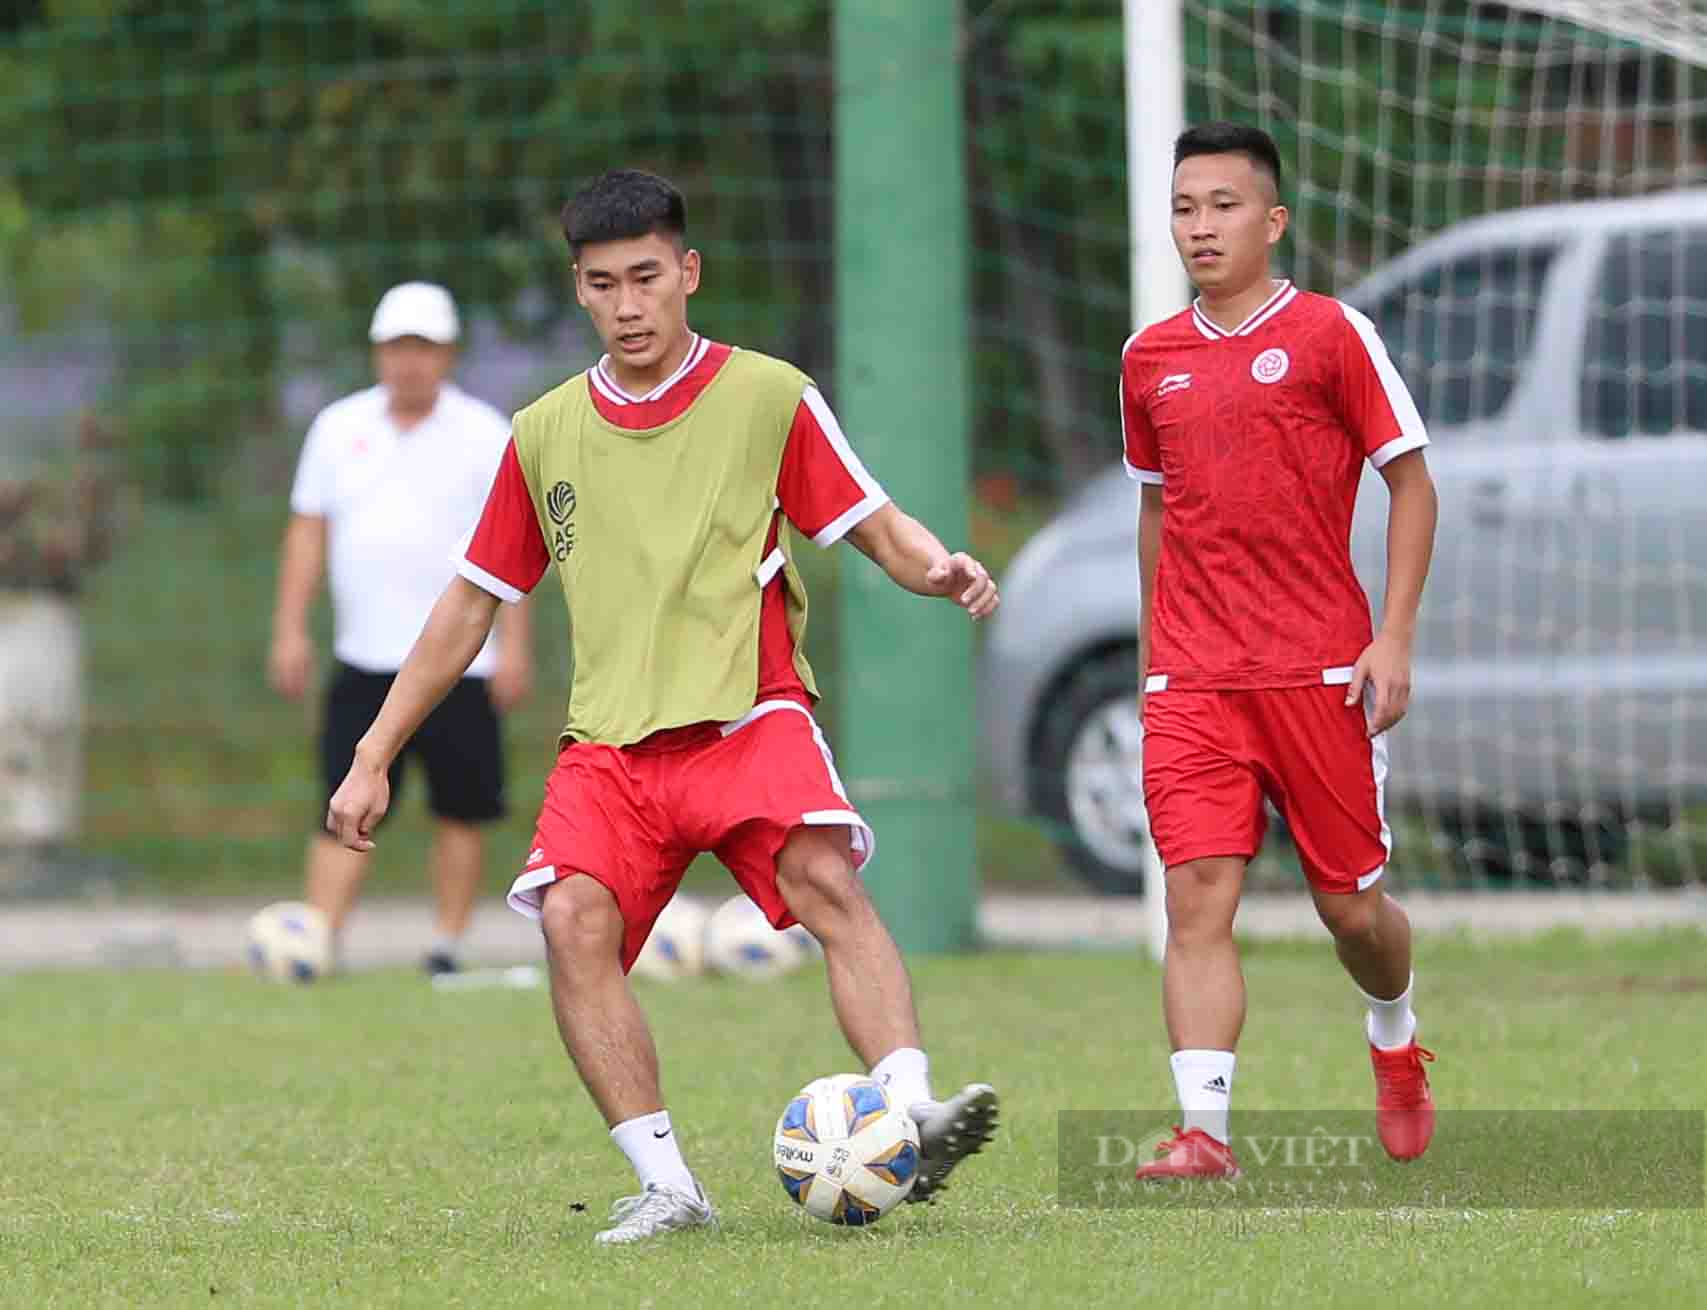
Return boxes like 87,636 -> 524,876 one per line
870,1047 -> 934,1116
1360,973 -> 1418,1050
609,1110 -> 695,1193
1170,1049 -> 1235,1145
428,934 -> 462,960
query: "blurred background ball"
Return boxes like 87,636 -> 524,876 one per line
245,901 -> 332,983
703,893 -> 818,981
630,894 -> 711,982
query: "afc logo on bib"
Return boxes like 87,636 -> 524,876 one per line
1251,348 -> 1290,384
546,479 -> 577,561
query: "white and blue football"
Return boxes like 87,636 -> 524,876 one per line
703,894 -> 819,981
773,1073 -> 920,1225
630,894 -> 711,982
245,901 -> 332,984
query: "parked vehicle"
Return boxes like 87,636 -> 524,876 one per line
981,190 -> 1707,893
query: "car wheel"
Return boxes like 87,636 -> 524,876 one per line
1031,647 -> 1150,896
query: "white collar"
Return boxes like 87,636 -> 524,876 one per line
590,334 -> 710,405
1191,280 -> 1297,340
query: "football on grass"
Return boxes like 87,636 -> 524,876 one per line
630,894 -> 711,981
245,901 -> 332,983
773,1073 -> 920,1225
703,894 -> 819,980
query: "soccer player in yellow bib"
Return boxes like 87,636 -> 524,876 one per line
326,170 -> 1000,1244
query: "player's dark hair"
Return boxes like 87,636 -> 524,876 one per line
561,169 -> 687,258
1173,121 -> 1283,197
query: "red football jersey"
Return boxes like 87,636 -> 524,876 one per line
1121,281 -> 1428,690
458,337 -> 889,711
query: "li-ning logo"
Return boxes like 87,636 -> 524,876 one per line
1251,348 -> 1289,384
1156,372 -> 1193,398
546,480 -> 577,561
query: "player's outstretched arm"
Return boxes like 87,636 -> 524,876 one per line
326,577 -> 501,850
845,502 -> 999,619
1347,449 -> 1438,737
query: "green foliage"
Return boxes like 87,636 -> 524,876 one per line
0,0 -> 836,501
1,0 -> 1700,502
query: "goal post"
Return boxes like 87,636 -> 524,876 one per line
1125,0 -> 1707,960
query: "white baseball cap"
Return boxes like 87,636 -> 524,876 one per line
369,281 -> 460,344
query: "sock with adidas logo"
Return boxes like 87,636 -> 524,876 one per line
1170,1049 -> 1235,1145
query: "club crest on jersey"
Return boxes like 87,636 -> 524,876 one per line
546,480 -> 577,560
1251,348 -> 1290,384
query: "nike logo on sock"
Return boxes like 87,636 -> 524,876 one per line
652,1129 -> 671,1139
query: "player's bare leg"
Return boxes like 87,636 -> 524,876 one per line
1314,884 -> 1410,999
1138,855 -> 1246,1181
1163,856 -> 1247,1051
776,825 -> 998,1203
1314,884 -> 1435,1160
539,874 -> 713,1244
776,826 -> 918,1064
304,832 -> 370,951
424,818 -> 482,974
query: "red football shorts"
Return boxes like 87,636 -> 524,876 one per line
1140,679 -> 1391,895
504,699 -> 876,971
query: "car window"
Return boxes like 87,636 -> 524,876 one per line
1367,245 -> 1557,432
1579,227 -> 1707,439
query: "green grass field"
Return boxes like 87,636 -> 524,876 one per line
4,932 -> 1703,1308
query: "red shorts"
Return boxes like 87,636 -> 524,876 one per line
505,699 -> 875,971
1140,680 -> 1390,895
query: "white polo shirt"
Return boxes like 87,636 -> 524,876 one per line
289,383 -> 511,678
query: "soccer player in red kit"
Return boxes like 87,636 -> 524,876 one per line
325,170 -> 1000,1242
1121,124 -> 1441,1179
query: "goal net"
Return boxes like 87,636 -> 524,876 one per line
1122,0 -> 1707,923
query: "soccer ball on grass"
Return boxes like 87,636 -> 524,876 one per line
772,1073 -> 920,1225
703,894 -> 819,981
245,901 -> 332,983
630,894 -> 712,981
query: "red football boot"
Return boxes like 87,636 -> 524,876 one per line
1370,1041 -> 1436,1161
1134,1126 -> 1241,1181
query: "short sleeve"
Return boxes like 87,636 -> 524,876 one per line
288,414 -> 333,516
1120,334 -> 1163,484
776,385 -> 890,546
1336,303 -> 1430,468
456,439 -> 550,603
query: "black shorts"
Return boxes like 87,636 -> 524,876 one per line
320,663 -> 506,828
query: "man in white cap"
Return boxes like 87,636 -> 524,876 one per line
268,281 -> 532,975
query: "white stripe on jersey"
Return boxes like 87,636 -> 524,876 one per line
800,385 -> 891,546
1336,301 -> 1430,463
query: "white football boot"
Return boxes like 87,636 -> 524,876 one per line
907,1083 -> 1000,1204
594,1177 -> 718,1246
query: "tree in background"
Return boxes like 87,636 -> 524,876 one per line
0,0 -> 832,501
4,1 -> 1700,504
